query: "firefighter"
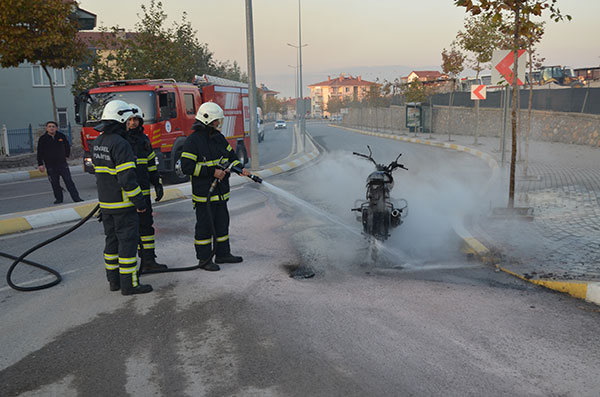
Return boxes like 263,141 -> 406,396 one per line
180,102 -> 251,271
125,103 -> 168,273
92,100 -> 152,295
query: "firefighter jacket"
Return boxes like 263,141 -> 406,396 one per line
37,131 -> 70,168
127,126 -> 160,196
92,122 -> 147,213
180,121 -> 242,203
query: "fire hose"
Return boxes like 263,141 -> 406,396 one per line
1,167 -> 262,291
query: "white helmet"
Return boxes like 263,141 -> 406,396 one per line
126,103 -> 144,122
101,100 -> 134,123
196,102 -> 224,126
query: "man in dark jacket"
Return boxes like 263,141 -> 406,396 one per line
180,102 -> 250,271
37,121 -> 83,204
125,103 -> 167,273
92,100 -> 152,295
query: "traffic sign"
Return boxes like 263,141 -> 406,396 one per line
491,49 -> 527,86
471,85 -> 486,100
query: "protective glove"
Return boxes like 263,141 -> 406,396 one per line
154,183 -> 164,202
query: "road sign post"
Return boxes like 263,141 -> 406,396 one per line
470,85 -> 486,145
491,50 -> 527,86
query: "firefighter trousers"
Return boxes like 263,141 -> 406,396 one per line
102,209 -> 140,285
194,201 -> 230,260
138,196 -> 155,256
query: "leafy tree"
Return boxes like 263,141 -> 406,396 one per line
0,0 -> 87,122
401,80 -> 430,103
456,15 -> 502,80
73,0 -> 247,93
456,0 -> 571,208
325,96 -> 345,115
264,96 -> 283,116
441,45 -> 466,141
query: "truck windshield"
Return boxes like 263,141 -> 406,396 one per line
86,91 -> 157,125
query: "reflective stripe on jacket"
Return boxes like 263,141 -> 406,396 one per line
180,121 -> 242,203
92,124 -> 146,213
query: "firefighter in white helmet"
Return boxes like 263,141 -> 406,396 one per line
180,102 -> 250,271
92,99 -> 152,294
125,103 -> 168,273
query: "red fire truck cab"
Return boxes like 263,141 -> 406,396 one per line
75,75 -> 251,183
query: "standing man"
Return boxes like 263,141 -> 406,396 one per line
125,103 -> 168,273
92,100 -> 152,295
37,121 -> 83,204
180,102 -> 250,272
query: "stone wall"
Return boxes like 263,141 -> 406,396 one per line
343,105 -> 600,147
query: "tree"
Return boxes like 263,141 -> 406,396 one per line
456,14 -> 502,144
325,96 -> 345,115
73,1 -> 247,94
441,45 -> 466,141
401,79 -> 430,103
0,0 -> 87,122
456,0 -> 571,208
264,96 -> 283,116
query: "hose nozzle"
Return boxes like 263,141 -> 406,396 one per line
230,164 -> 262,184
249,174 -> 262,184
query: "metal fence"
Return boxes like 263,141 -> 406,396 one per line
430,87 -> 600,115
1,123 -> 72,156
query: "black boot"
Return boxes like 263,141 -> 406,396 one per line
215,254 -> 243,264
120,273 -> 153,295
199,259 -> 220,271
140,249 -> 168,274
106,269 -> 120,291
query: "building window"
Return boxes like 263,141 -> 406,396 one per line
184,93 -> 195,115
31,65 -> 66,87
345,87 -> 350,93
57,108 -> 68,129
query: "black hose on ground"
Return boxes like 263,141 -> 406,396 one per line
1,204 -> 101,291
0,171 -> 264,290
0,185 -> 221,290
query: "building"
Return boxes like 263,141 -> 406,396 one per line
406,70 -> 448,83
0,6 -> 96,132
308,73 -> 378,118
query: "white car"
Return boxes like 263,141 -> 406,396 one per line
274,120 -> 287,129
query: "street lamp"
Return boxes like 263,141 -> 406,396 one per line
288,65 -> 298,119
245,0 -> 259,169
287,42 -> 307,151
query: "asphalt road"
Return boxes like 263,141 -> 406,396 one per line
1,124 -> 599,396
0,123 -> 293,216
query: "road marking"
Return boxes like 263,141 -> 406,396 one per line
0,268 -> 81,293
0,191 -> 49,201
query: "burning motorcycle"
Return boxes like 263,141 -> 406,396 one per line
352,146 -> 408,242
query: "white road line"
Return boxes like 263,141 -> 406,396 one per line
0,191 -> 49,201
0,268 -> 81,293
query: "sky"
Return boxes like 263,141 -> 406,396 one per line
77,0 -> 600,98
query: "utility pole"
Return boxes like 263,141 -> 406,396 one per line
245,0 -> 259,169
287,41 -> 307,150
288,65 -> 298,119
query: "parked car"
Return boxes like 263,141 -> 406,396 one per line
274,120 -> 287,129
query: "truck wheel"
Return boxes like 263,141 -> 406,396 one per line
165,145 -> 189,184
236,143 -> 249,166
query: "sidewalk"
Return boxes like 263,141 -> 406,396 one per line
338,125 -> 600,305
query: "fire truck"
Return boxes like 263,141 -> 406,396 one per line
75,75 -> 251,183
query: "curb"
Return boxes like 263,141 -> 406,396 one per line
335,124 -> 600,306
0,165 -> 82,183
0,131 -> 320,237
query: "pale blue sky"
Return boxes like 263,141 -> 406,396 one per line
78,0 -> 599,97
